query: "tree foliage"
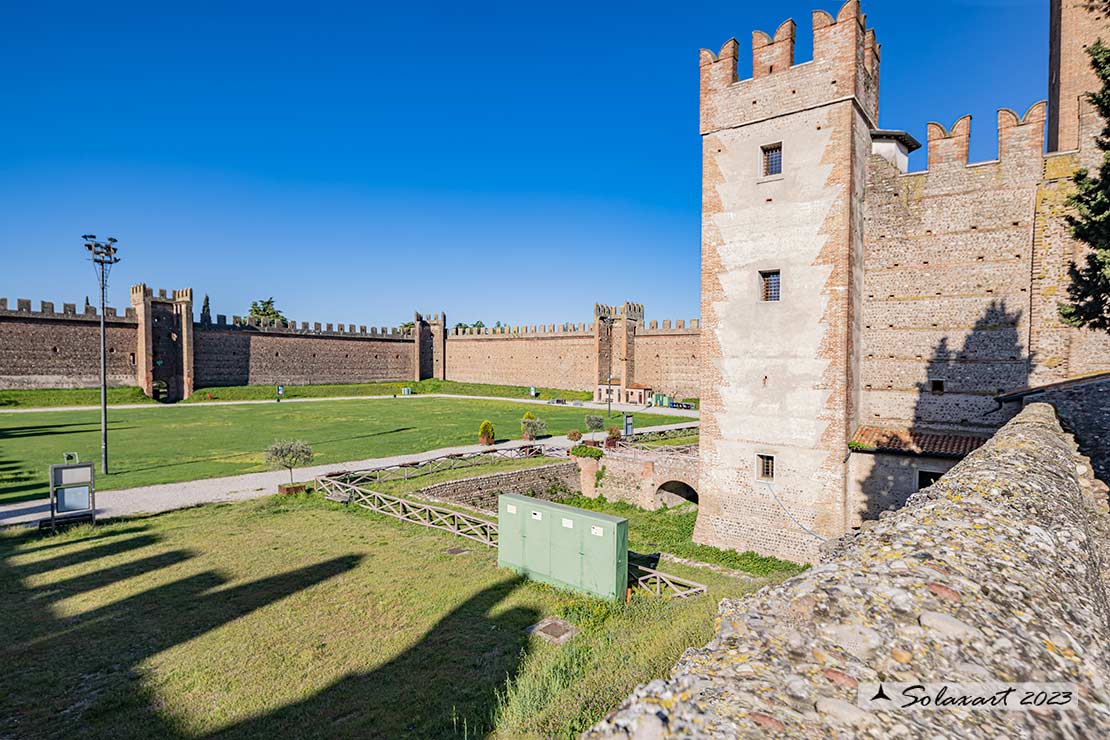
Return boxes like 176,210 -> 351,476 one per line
478,419 -> 495,443
264,439 -> 314,483
584,415 -> 605,432
200,294 -> 212,325
249,297 -> 287,324
1061,39 -> 1110,332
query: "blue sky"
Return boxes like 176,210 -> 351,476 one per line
1,0 -> 1047,327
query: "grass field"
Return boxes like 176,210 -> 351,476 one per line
0,379 -> 594,409
0,398 -> 692,504
0,386 -> 155,409
0,494 -> 786,738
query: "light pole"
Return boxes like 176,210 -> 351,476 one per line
599,315 -> 615,419
83,235 -> 120,475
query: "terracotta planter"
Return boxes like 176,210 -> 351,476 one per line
278,483 -> 306,495
604,438 -> 617,449
584,440 -> 600,448
480,436 -> 495,446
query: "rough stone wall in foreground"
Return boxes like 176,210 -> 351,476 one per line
588,404 -> 1110,738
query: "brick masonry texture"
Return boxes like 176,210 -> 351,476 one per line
577,449 -> 700,510
691,0 -> 1110,561
414,461 -> 579,512
193,329 -> 413,387
0,304 -> 138,388
0,294 -> 703,400
588,404 -> 1110,738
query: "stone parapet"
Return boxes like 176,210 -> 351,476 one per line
588,403 -> 1110,738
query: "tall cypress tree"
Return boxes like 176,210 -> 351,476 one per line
1061,39 -> 1110,332
200,294 -> 212,325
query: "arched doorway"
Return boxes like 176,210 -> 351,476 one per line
655,480 -> 698,508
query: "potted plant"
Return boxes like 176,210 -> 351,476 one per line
521,416 -> 546,441
604,426 -> 621,449
566,429 -> 582,442
265,439 -> 314,494
479,420 -> 496,445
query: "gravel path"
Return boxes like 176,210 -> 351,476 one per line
0,421 -> 698,527
0,392 -> 700,418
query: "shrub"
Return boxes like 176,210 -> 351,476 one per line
521,418 -> 547,440
522,411 -> 537,421
264,439 -> 314,484
478,420 -> 495,444
566,429 -> 582,442
606,426 -> 622,440
584,415 -> 605,432
569,444 -> 603,459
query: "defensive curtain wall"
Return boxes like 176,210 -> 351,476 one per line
0,289 -> 702,402
589,403 -> 1110,738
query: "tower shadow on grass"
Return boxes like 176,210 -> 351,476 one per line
854,300 -> 1031,523
0,525 -> 363,739
209,576 -> 538,739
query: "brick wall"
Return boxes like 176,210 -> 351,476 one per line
632,329 -> 701,399
445,331 -> 598,391
0,302 -> 138,389
414,461 -> 579,512
193,326 -> 413,387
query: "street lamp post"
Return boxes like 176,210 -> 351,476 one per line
83,235 -> 120,475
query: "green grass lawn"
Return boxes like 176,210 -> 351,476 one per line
185,378 -> 595,403
0,379 -> 594,409
638,432 -> 699,448
0,386 -> 155,409
0,494 -> 785,738
371,455 -> 561,499
559,495 -> 806,577
0,398 -> 692,504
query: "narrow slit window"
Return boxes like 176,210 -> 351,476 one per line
757,454 -> 775,481
760,270 -> 781,302
762,143 -> 782,176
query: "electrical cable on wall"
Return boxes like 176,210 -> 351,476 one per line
759,480 -> 827,542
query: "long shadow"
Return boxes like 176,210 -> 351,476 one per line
0,422 -> 139,439
0,524 -> 363,739
856,300 -> 1031,521
210,576 -> 538,739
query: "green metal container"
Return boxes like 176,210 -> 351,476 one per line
497,493 -> 629,600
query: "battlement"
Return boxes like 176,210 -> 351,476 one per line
699,1 -> 879,134
921,102 -> 1047,171
449,322 -> 595,338
203,314 -> 413,340
594,301 -> 644,322
0,297 -> 137,322
129,283 -> 192,305
414,311 -> 445,324
640,318 -> 701,335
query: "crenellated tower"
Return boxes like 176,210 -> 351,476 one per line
696,1 -> 880,561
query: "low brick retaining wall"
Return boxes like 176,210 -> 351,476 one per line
416,462 -> 579,512
587,403 -> 1110,738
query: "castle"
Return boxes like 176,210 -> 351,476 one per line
694,0 -> 1110,559
1,0 -> 1108,561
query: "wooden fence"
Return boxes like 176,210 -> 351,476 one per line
629,563 -> 707,599
315,475 -> 498,547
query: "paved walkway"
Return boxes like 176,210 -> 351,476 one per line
0,421 -> 699,527
0,393 -> 700,418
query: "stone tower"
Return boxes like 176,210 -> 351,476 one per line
130,284 -> 194,402
695,1 -> 879,562
1048,0 -> 1108,154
